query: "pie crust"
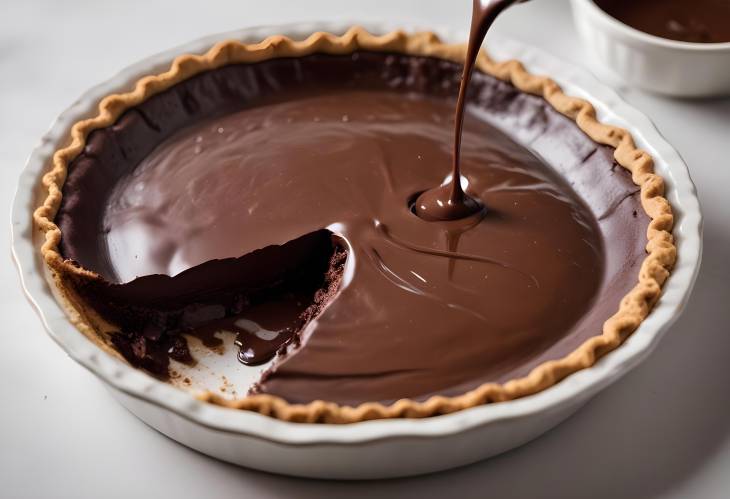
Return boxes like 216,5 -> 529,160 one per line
33,27 -> 676,423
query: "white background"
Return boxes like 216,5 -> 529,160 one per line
2,1 -> 729,497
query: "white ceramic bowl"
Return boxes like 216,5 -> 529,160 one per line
570,0 -> 730,97
12,22 -> 703,479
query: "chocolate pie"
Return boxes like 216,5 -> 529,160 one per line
34,28 -> 675,423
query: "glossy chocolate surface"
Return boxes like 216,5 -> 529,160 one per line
595,0 -> 730,43
57,53 -> 647,405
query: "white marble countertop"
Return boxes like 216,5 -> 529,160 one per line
2,1 -> 729,497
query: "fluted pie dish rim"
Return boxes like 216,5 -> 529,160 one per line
32,26 -> 675,423
15,23 -> 699,438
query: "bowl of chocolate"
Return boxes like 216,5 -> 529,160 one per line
571,0 -> 730,97
14,12 -> 702,479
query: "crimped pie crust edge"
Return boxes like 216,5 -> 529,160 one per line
33,26 -> 677,423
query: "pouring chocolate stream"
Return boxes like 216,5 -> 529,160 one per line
415,0 -> 525,221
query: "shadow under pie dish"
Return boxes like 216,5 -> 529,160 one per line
34,27 -> 676,424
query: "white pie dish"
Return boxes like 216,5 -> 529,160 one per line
570,0 -> 730,97
11,21 -> 702,479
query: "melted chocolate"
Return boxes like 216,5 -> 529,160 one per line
57,53 -> 647,405
415,0 -> 522,221
595,0 -> 730,43
189,249 -> 343,366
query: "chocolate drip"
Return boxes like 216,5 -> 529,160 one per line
415,0 -> 524,221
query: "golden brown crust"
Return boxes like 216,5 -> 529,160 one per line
33,26 -> 676,423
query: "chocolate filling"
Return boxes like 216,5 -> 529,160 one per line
594,0 -> 730,44
56,52 -> 647,405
